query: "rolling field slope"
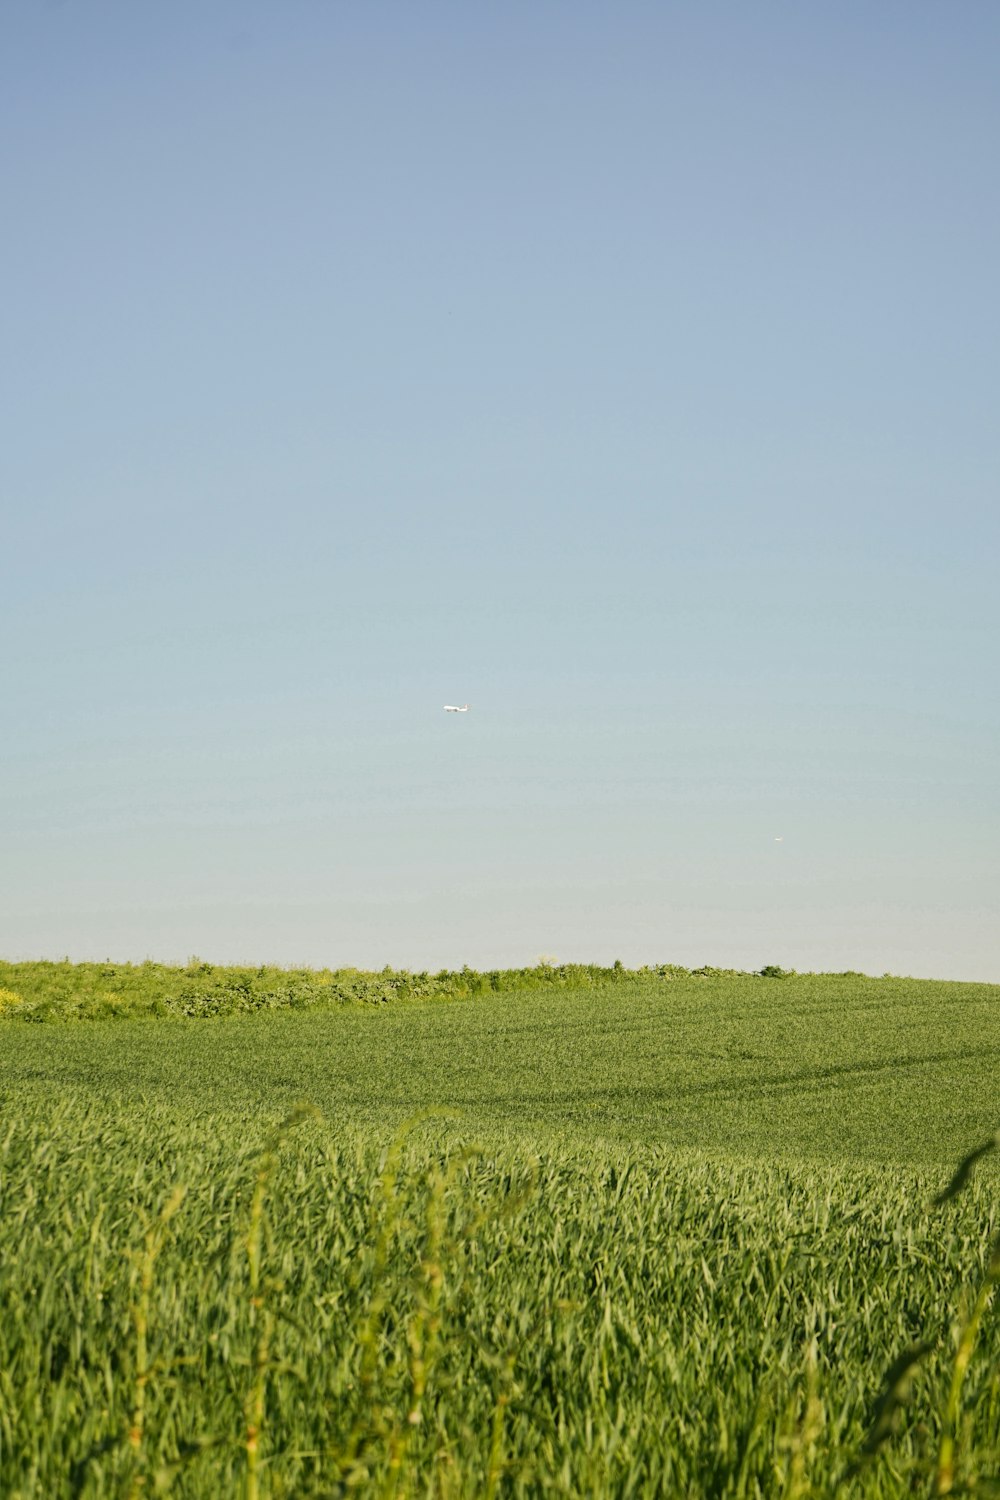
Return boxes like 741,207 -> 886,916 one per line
3,968 -> 999,1162
2,967 -> 999,1496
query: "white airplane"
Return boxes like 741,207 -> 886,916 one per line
444,704 -> 470,713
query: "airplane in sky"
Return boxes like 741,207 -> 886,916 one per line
444,704 -> 470,713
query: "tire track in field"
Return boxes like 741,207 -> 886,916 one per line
439,1042 -> 1000,1112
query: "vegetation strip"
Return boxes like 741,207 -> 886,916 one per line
3,956 -> 822,1022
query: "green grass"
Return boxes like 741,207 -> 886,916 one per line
2,963 -> 1000,1495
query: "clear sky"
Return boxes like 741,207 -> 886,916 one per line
3,2 -> 998,979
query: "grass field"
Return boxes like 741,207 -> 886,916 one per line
2,963 -> 1000,1496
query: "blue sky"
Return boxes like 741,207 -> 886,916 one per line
3,2 -> 998,978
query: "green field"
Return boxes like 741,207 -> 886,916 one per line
2,964 -> 999,1496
